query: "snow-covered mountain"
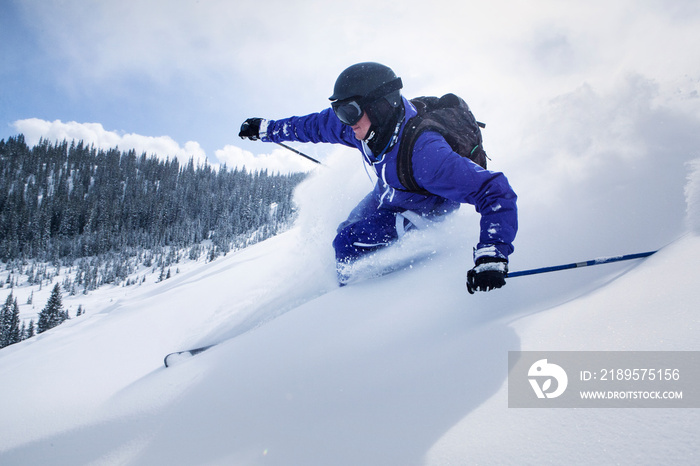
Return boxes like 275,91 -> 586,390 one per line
1,148 -> 698,465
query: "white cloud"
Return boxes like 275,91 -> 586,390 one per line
12,118 -> 208,165
215,144 -> 320,174
20,0 -> 697,100
11,118 -> 322,174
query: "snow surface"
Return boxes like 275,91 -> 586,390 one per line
1,147 -> 699,465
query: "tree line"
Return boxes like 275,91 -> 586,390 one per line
0,135 -> 306,265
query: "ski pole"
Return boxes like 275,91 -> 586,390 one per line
275,142 -> 322,165
508,251 -> 657,278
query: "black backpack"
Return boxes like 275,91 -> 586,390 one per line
396,93 -> 487,195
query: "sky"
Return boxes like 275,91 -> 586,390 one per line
1,0 -> 700,174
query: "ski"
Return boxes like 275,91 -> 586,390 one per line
164,344 -> 215,367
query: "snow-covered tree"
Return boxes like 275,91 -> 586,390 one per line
37,283 -> 68,333
0,293 -> 21,348
25,319 -> 35,339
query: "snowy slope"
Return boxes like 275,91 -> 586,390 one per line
1,151 -> 699,466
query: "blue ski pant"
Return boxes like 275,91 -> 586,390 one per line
332,210 -> 426,264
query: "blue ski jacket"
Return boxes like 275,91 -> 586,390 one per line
261,97 -> 518,260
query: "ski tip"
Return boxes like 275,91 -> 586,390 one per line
164,351 -> 193,368
163,344 -> 216,368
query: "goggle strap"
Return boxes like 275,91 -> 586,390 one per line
358,77 -> 403,108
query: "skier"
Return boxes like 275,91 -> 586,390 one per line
239,62 -> 517,293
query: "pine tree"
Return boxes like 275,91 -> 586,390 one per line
7,298 -> 21,345
26,319 -> 35,339
0,293 -> 10,347
37,283 -> 67,333
0,294 -> 21,348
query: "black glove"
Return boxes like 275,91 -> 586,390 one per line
239,118 -> 264,140
467,256 -> 508,294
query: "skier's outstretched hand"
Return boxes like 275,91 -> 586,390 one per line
467,257 -> 508,294
239,118 -> 264,140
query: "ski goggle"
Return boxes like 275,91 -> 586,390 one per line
331,77 -> 404,126
331,98 -> 364,126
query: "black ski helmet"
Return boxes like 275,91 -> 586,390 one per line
329,62 -> 403,108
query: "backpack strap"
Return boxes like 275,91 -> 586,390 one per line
396,114 -> 433,195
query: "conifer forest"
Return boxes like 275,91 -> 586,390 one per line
0,135 -> 306,347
